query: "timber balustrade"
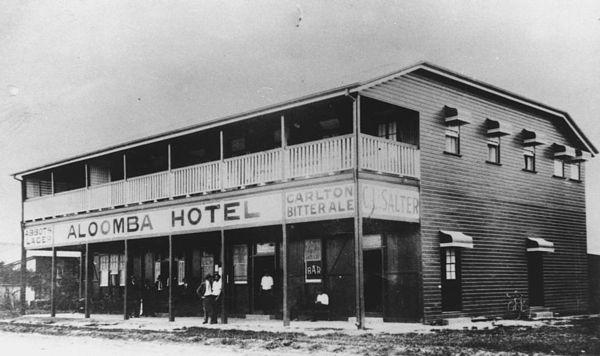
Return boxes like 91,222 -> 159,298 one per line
23,134 -> 419,220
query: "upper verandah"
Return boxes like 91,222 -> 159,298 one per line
13,61 -> 597,179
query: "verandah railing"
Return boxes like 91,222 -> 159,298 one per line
23,134 -> 419,220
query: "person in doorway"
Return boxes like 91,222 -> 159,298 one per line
211,272 -> 222,324
141,279 -> 156,317
312,289 -> 330,321
127,275 -> 141,318
196,274 -> 213,324
260,269 -> 274,314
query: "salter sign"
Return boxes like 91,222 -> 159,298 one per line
361,181 -> 420,222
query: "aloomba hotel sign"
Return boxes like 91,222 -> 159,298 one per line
24,181 -> 419,249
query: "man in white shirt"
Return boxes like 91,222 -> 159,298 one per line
313,289 -> 329,321
211,272 -> 222,324
260,270 -> 274,314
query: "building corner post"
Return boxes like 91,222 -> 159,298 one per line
352,92 -> 365,329
19,177 -> 27,315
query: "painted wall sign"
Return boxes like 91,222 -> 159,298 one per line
24,225 -> 54,249
360,181 -> 420,222
285,183 -> 355,222
24,181 -> 420,249
305,260 -> 323,283
49,193 -> 282,248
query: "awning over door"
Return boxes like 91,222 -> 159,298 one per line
527,237 -> 554,253
440,230 -> 474,249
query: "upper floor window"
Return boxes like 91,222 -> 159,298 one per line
570,162 -> 581,181
523,146 -> 535,172
378,120 -> 397,140
445,124 -> 460,154
553,159 -> 565,177
487,137 -> 500,164
443,106 -> 471,155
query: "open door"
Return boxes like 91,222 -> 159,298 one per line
527,252 -> 544,306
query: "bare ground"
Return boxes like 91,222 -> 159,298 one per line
0,313 -> 598,356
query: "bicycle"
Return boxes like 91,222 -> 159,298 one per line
506,291 -> 529,319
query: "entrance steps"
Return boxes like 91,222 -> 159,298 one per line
245,314 -> 276,320
529,306 -> 554,320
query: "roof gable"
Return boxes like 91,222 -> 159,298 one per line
355,62 -> 597,155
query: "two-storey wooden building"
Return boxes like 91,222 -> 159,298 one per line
14,62 -> 597,324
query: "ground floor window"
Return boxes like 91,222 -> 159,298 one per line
100,255 -> 109,287
233,244 -> 248,284
98,254 -> 125,287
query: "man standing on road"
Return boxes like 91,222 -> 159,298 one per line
211,272 -> 222,324
197,274 -> 213,324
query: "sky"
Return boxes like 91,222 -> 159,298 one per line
0,0 -> 599,253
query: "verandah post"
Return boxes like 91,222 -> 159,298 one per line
281,114 -> 287,181
168,235 -> 174,322
352,92 -> 365,329
220,229 -> 227,324
168,143 -> 173,198
85,242 -> 90,318
19,180 -> 26,315
282,221 -> 289,326
281,151 -> 290,327
123,239 -> 128,320
50,245 -> 56,317
220,130 -> 225,191
79,247 -> 84,300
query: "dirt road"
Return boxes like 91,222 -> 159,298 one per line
0,315 -> 598,355
0,330 -> 294,356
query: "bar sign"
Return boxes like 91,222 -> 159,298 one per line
305,260 -> 322,283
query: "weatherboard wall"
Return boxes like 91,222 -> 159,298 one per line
361,71 -> 589,320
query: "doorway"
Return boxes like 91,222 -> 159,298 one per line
441,248 -> 462,311
527,252 -> 544,306
363,249 -> 383,314
252,243 -> 277,314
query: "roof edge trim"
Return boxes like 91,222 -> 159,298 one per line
12,84 -> 359,178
